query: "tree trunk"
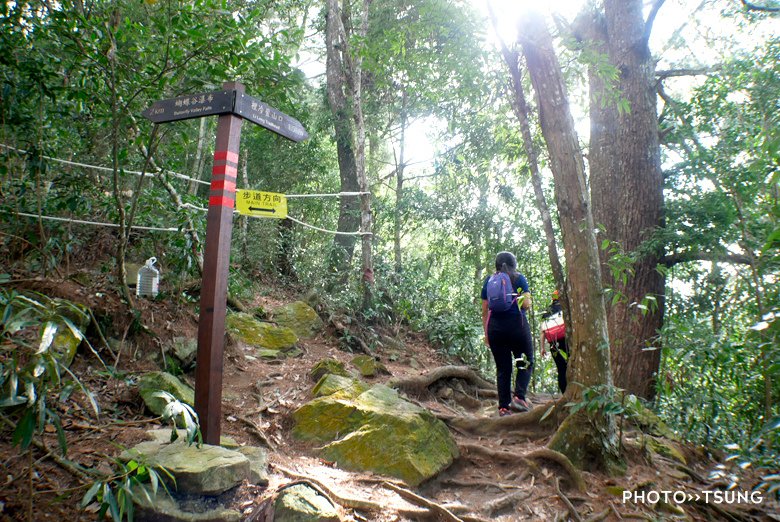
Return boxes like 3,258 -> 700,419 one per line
352,0 -> 373,311
240,153 -> 249,266
276,218 -> 297,280
489,11 -> 566,300
325,0 -> 361,285
394,91 -> 408,276
189,117 -> 208,195
586,1 -> 665,400
517,10 -> 620,472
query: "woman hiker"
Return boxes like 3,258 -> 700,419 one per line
481,251 -> 535,416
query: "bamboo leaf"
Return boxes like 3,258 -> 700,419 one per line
37,321 -> 58,354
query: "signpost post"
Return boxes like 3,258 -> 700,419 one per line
143,81 -> 307,444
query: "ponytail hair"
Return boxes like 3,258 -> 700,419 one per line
495,251 -> 519,286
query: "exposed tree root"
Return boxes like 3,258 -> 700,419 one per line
272,463 -> 382,512
238,416 -> 276,450
330,318 -> 371,354
482,489 -> 532,517
442,398 -> 567,437
687,497 -> 763,522
526,448 -> 587,493
382,480 -> 466,522
439,477 -> 524,491
457,443 -> 586,493
555,477 -> 583,522
584,508 -> 611,522
388,365 -> 495,397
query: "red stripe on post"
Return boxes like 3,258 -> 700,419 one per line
212,164 -> 238,177
213,150 -> 239,163
210,180 -> 237,193
209,195 -> 235,208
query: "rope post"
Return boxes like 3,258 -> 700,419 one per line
195,81 -> 244,445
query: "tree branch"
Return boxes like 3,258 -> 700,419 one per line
661,251 -> 753,267
643,0 -> 667,44
740,0 -> 780,13
656,66 -> 721,80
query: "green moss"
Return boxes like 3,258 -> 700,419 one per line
292,383 -> 458,485
351,355 -> 390,377
549,411 -> 625,476
226,312 -> 297,350
271,301 -> 323,339
310,359 -> 350,382
312,374 -> 369,399
647,436 -> 687,464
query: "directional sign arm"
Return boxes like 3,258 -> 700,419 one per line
234,93 -> 309,142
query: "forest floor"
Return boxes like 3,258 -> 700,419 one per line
0,270 -> 777,522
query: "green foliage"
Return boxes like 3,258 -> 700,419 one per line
0,289 -> 98,454
81,458 -> 173,522
567,383 -> 626,417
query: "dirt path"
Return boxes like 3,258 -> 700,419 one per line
0,282 -> 775,521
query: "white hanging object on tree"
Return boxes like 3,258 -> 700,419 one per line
136,257 -> 160,298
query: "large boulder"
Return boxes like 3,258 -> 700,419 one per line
273,484 -> 339,522
293,382 -> 458,486
121,439 -> 249,496
138,372 -> 195,416
312,374 -> 370,399
226,312 -> 298,354
270,301 -> 323,339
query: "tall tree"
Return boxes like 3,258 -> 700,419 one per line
583,0 -> 666,400
324,0 -> 372,301
515,9 -> 620,471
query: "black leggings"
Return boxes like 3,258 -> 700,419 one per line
551,338 -> 568,394
488,313 -> 534,409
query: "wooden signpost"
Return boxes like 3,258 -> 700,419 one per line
143,82 -> 307,444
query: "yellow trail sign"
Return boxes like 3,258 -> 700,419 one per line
235,190 -> 287,219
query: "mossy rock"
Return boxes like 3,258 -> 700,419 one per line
312,374 -> 370,399
271,301 -> 323,339
647,436 -> 687,464
351,355 -> 390,377
225,312 -> 297,350
132,487 -> 242,522
310,359 -> 350,382
121,439 -> 250,496
138,372 -> 195,416
292,384 -> 458,486
274,484 -> 339,522
170,337 -> 198,369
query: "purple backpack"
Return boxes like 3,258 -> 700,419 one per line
486,272 -> 516,312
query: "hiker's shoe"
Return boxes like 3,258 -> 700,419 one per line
510,396 -> 531,412
498,407 -> 513,417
